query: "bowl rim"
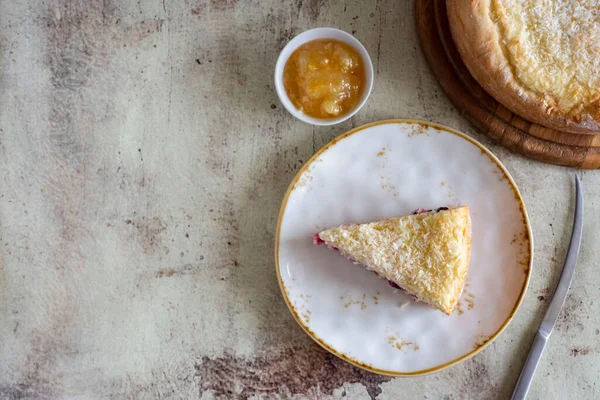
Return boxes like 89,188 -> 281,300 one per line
274,27 -> 374,126
274,119 -> 534,376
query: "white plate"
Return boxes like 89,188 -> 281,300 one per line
275,120 -> 533,375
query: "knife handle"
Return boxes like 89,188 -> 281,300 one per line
511,331 -> 549,400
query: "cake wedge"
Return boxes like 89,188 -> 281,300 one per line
314,206 -> 472,315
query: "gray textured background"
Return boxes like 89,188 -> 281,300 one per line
0,0 -> 598,399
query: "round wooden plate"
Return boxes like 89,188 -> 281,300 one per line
415,0 -> 600,169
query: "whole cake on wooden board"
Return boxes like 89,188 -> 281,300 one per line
447,0 -> 600,135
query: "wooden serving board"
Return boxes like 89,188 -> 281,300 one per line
415,0 -> 600,169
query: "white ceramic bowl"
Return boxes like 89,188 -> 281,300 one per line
274,28 -> 374,126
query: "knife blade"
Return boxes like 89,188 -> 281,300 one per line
511,175 -> 584,400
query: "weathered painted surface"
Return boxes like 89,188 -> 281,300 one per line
0,1 -> 598,399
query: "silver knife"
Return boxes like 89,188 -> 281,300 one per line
511,175 -> 584,400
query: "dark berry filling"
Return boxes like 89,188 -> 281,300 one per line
313,234 -> 338,250
387,279 -> 401,289
411,208 -> 431,215
412,207 -> 449,215
312,233 -> 325,245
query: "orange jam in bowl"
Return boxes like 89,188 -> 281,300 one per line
283,39 -> 366,119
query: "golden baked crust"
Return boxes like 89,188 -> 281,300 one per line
317,207 -> 472,315
447,0 -> 600,134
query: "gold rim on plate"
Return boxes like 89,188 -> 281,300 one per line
274,119 -> 533,376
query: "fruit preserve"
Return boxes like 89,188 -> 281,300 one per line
283,39 -> 366,119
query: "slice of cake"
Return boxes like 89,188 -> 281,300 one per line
314,207 -> 472,315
